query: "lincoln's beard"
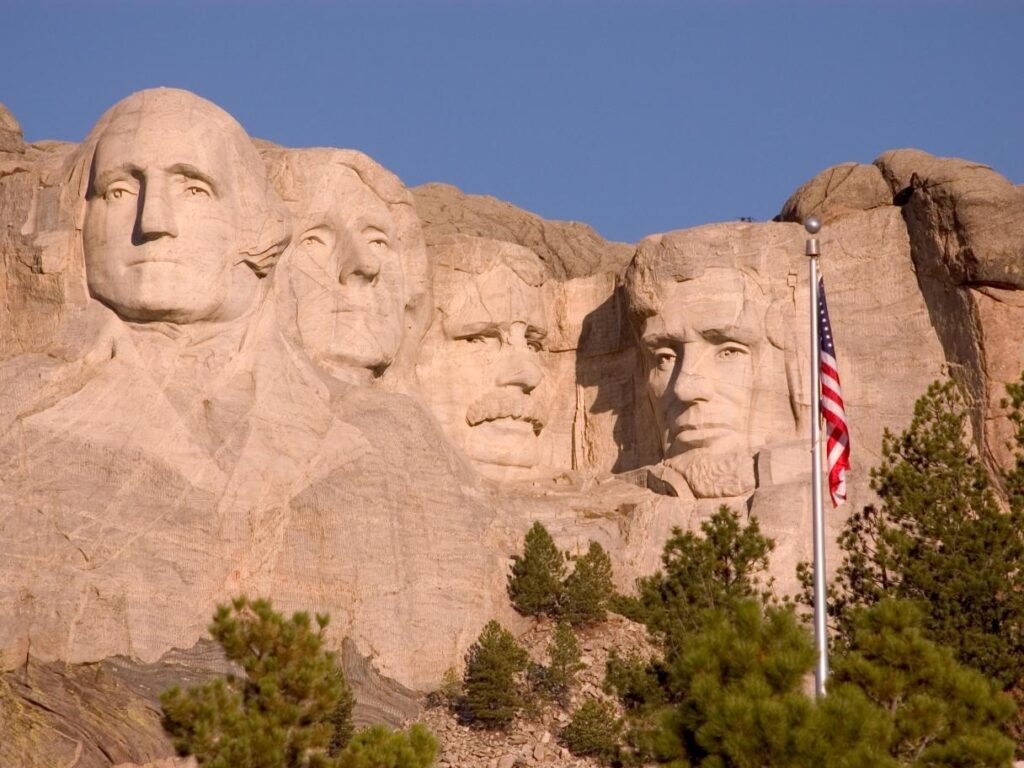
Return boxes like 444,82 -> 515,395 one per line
664,448 -> 756,499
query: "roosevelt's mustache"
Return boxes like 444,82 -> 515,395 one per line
465,390 -> 545,434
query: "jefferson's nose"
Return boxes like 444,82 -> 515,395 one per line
136,178 -> 178,241
339,242 -> 381,284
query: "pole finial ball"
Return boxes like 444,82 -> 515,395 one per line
804,216 -> 822,235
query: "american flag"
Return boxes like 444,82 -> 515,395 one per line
818,276 -> 850,506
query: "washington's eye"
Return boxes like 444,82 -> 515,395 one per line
186,185 -> 210,197
302,235 -> 325,247
105,183 -> 136,201
369,237 -> 389,249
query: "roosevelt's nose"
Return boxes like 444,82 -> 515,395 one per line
494,325 -> 544,393
135,177 -> 178,242
495,350 -> 544,393
339,241 -> 382,284
670,347 -> 715,405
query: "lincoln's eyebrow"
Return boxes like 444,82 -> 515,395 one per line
642,332 -> 685,347
167,163 -> 220,194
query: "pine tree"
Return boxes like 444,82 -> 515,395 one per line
632,506 -> 774,658
825,599 -> 1015,767
561,541 -> 614,627
160,596 -> 353,768
333,724 -> 437,768
542,621 -> 584,701
561,698 -> 623,764
462,620 -> 529,728
825,379 -> 1024,689
507,522 -> 566,617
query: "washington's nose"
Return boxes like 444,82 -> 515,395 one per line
135,178 -> 178,242
339,242 -> 382,284
495,350 -> 544,394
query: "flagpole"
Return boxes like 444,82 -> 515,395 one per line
805,215 -> 828,698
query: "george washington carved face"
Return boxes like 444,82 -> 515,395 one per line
82,90 -> 278,325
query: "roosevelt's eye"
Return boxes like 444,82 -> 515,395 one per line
527,339 -> 544,352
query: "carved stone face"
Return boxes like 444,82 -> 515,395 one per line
83,103 -> 251,324
418,258 -> 549,478
640,268 -> 764,462
286,165 -> 405,381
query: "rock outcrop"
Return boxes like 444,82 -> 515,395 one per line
1,90 -> 1021,764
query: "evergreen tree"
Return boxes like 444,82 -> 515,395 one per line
161,596 -> 353,768
646,600 -> 818,766
462,620 -> 529,728
542,621 -> 584,701
823,379 -> 1024,689
561,541 -> 615,627
631,506 -> 774,658
561,698 -> 623,765
507,522 -> 565,617
334,724 -> 437,768
826,599 -> 1015,767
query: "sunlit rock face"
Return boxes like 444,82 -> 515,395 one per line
0,86 -> 1022,753
416,234 -> 556,481
265,148 -> 430,389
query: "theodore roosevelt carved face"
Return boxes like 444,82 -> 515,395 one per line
417,236 -> 551,480
80,89 -> 285,325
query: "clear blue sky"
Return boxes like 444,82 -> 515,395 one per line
2,0 -> 1021,243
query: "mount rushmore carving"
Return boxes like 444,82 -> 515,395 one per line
1,89 -> 1022,701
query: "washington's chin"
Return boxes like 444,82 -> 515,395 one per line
465,418 -> 542,472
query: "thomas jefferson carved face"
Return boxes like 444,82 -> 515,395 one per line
417,241 -> 550,479
284,164 -> 405,381
83,96 -> 257,324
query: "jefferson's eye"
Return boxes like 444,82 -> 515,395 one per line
302,235 -> 326,247
717,345 -> 749,360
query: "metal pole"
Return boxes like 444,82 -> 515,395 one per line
805,216 -> 828,698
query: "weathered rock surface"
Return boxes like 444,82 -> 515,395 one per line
1,90 -> 1022,764
412,182 -> 634,279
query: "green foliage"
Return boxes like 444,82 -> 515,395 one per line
828,599 -> 1015,767
561,698 -> 623,764
1003,370 -> 1024,514
333,724 -> 437,768
603,650 -> 666,714
647,600 -> 818,767
462,620 -> 530,728
541,621 -> 584,700
508,522 -> 566,617
632,506 -> 774,658
561,541 -> 615,627
160,596 -> 353,768
823,379 -> 1024,689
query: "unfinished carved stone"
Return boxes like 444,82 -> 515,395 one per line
265,148 -> 430,388
417,235 -> 554,481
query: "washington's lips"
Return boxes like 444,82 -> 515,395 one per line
466,391 -> 546,435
